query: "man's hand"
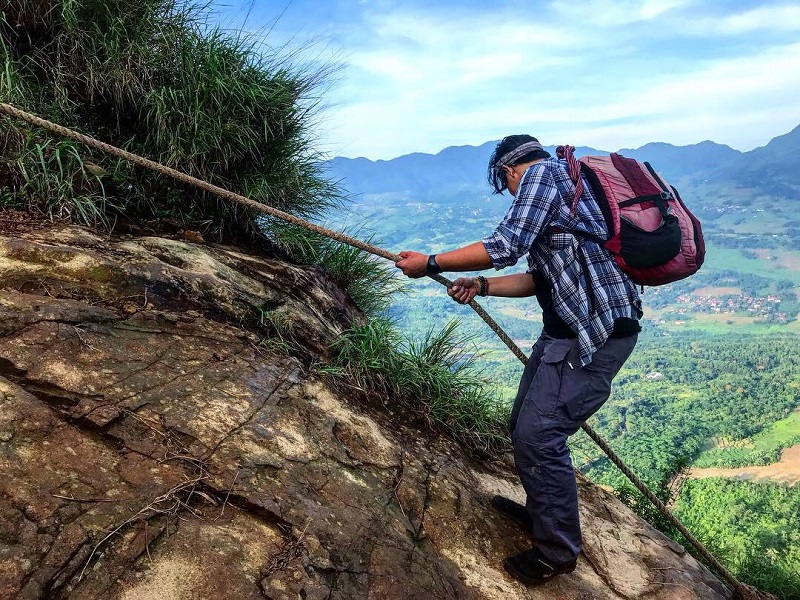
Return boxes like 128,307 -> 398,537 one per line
395,251 -> 429,278
448,277 -> 478,304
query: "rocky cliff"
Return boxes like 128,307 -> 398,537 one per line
0,216 -> 732,599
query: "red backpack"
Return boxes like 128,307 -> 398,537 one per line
557,145 -> 705,286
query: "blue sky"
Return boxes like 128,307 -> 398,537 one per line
211,1 -> 800,160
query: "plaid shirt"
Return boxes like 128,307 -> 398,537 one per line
482,157 -> 642,366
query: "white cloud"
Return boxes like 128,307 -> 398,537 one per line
321,37 -> 800,157
522,41 -> 800,150
550,0 -> 692,27
640,0 -> 691,20
301,2 -> 800,158
682,4 -> 800,35
349,8 -> 585,86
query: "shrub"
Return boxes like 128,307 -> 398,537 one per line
322,317 -> 511,456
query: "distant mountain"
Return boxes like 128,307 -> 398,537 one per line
722,124 -> 800,194
327,126 -> 800,201
326,141 -> 497,195
617,141 -> 741,180
327,143 -> 602,195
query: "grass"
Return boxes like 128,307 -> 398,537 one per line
0,0 -> 337,238
319,317 -> 511,456
703,243 -> 800,286
644,312 -> 787,335
266,221 -> 403,316
0,0 -> 396,317
13,133 -> 110,226
0,36 -> 27,104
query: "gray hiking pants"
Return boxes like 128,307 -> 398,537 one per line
509,332 -> 637,565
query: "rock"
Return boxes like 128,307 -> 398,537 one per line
0,222 -> 737,599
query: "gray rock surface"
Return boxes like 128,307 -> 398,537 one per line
0,221 -> 733,599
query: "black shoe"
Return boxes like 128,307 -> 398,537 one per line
491,495 -> 533,531
503,547 -> 577,585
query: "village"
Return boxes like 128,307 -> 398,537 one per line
670,292 -> 791,323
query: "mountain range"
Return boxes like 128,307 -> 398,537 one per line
326,124 -> 800,198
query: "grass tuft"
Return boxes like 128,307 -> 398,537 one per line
0,0 -> 340,241
13,132 -> 110,225
323,317 -> 511,456
0,0 -> 395,315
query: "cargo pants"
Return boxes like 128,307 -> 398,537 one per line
509,332 -> 637,565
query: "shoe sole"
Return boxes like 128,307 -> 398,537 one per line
503,557 -> 576,586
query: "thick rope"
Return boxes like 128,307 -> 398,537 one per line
0,102 -> 754,597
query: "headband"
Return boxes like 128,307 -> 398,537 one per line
494,141 -> 544,169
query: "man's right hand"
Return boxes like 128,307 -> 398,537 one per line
395,251 -> 429,278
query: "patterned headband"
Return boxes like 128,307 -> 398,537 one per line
494,141 -> 544,169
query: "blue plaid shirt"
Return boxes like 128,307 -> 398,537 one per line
482,157 -> 642,366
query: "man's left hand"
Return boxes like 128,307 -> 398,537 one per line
448,277 -> 478,304
395,251 -> 429,278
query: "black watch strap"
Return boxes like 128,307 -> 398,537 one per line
426,254 -> 442,274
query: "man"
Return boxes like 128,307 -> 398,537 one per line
395,135 -> 642,585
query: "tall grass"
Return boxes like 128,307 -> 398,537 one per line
0,1 -> 336,235
14,134 -> 110,225
0,0 -> 398,316
323,317 -> 511,456
268,221 -> 404,316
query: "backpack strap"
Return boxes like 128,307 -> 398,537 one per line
556,145 -> 583,217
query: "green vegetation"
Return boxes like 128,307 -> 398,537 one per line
0,0 -> 398,317
693,411 -> 800,469
581,333 -> 800,484
676,479 -> 800,599
1,0 -> 335,237
320,318 -> 510,455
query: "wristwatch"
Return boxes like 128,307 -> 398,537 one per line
426,254 -> 442,274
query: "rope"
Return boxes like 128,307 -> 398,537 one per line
0,102 -> 754,598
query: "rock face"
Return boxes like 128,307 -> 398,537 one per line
0,220 -> 732,599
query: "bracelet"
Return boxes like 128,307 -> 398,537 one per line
426,254 -> 442,275
476,275 -> 488,297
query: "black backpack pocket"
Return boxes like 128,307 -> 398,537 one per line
619,214 -> 682,268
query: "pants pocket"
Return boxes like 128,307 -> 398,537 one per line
535,340 -> 574,418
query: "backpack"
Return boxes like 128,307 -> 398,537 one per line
556,145 -> 705,286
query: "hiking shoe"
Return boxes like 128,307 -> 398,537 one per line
491,495 -> 533,531
503,547 -> 577,585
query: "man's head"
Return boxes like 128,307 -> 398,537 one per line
487,135 -> 551,195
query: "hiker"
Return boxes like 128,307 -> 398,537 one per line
395,135 -> 643,585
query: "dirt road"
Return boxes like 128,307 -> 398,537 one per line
689,445 -> 800,485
